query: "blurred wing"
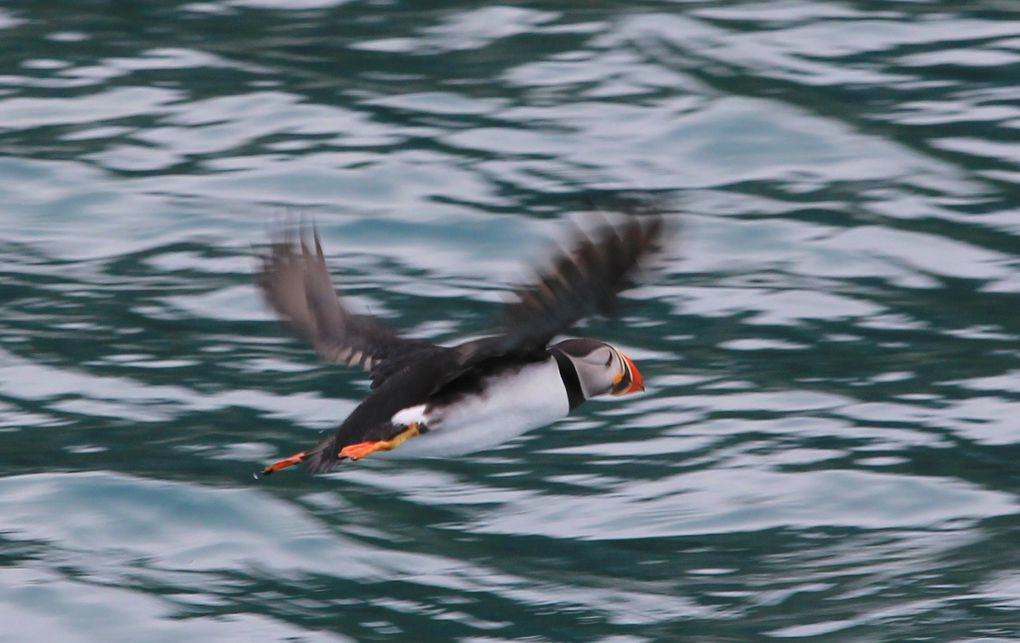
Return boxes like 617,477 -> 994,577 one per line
256,227 -> 436,380
454,214 -> 664,366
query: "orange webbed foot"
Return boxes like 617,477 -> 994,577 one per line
339,423 -> 422,461
340,441 -> 388,461
260,451 -> 307,476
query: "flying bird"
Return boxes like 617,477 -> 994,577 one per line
257,214 -> 663,476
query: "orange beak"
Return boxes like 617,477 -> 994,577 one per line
611,351 -> 645,395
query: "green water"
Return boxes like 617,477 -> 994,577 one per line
2,1 -> 1019,641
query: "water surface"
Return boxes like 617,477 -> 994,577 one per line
2,1 -> 1019,640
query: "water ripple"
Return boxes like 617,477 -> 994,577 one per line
2,1 -> 1020,640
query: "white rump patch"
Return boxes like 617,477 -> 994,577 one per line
391,404 -> 428,427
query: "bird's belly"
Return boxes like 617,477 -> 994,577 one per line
383,359 -> 570,458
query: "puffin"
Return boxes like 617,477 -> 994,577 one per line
257,214 -> 662,476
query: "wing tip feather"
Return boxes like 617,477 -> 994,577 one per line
497,203 -> 668,346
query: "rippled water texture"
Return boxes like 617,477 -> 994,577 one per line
2,1 -> 1020,640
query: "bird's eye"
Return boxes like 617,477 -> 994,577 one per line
605,351 -> 613,367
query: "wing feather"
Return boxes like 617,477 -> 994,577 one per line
453,214 -> 664,368
256,227 -> 435,382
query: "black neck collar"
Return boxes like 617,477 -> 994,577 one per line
551,349 -> 585,411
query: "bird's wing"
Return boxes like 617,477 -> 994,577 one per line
256,227 -> 437,380
453,214 -> 664,369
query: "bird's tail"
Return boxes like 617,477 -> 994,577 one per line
302,436 -> 344,473
260,433 -> 342,477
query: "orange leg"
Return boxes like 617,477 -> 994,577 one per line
260,450 -> 307,476
340,423 -> 421,461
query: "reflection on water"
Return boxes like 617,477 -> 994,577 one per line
1,1 -> 1019,640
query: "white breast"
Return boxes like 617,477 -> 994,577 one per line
382,357 -> 570,458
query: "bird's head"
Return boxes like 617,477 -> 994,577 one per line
552,338 -> 645,400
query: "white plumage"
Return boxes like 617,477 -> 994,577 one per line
382,357 -> 570,458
